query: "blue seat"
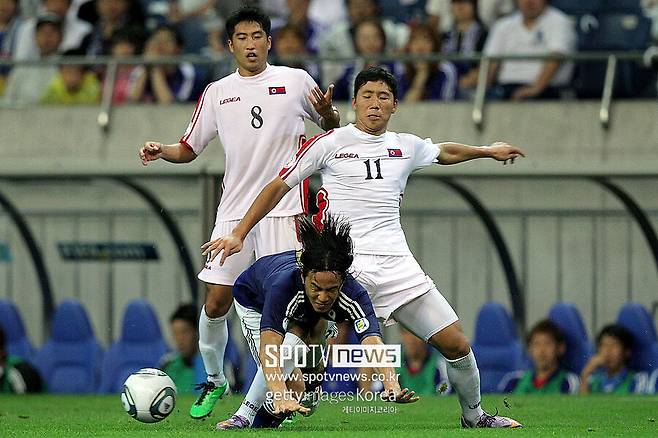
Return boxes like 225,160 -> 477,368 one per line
548,302 -> 593,374
470,302 -> 527,393
0,299 -> 36,361
34,299 -> 104,393
551,0 -> 601,16
241,354 -> 259,393
99,299 -> 168,393
617,302 -> 658,372
574,13 -> 653,97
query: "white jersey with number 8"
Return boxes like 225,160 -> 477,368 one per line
180,64 -> 323,221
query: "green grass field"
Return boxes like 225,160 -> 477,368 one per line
1,394 -> 657,437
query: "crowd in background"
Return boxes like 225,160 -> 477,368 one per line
1,0 -> 658,105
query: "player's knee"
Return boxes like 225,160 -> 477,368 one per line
204,285 -> 233,317
429,332 -> 471,360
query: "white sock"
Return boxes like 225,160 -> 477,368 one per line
445,350 -> 484,424
198,305 -> 228,386
235,332 -> 308,423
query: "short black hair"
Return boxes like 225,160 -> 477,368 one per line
170,303 -> 198,329
111,26 -> 147,53
299,214 -> 354,282
353,66 -> 398,100
0,325 -> 5,349
226,6 -> 271,40
527,319 -> 566,346
596,324 -> 633,351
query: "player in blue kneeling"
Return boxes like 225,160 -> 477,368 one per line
217,214 -> 418,429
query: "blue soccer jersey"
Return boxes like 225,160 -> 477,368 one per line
233,250 -> 381,341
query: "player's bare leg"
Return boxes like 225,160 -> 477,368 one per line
190,283 -> 232,419
428,321 -> 522,428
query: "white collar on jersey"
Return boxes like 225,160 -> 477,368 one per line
348,123 -> 388,141
235,63 -> 271,80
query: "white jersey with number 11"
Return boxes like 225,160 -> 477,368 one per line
279,123 -> 441,256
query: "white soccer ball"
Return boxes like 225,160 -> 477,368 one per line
121,368 -> 177,423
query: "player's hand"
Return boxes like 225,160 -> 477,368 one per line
139,141 -> 164,165
586,353 -> 606,369
487,141 -> 526,165
382,387 -> 419,404
273,398 -> 311,416
201,234 -> 243,265
308,84 -> 336,119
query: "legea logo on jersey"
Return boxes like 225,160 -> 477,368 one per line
219,96 -> 240,105
263,344 -> 401,369
335,152 -> 359,159
268,86 -> 286,95
387,148 -> 403,157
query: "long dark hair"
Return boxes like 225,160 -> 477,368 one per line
404,23 -> 442,97
299,214 -> 354,281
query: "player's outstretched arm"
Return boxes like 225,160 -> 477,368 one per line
308,84 -> 340,130
138,142 -> 197,166
437,141 -> 526,166
201,177 -> 292,264
360,335 -> 419,404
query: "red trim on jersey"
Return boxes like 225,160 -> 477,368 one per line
279,129 -> 334,181
179,139 -> 197,155
300,178 -> 310,214
312,188 -> 329,231
295,134 -> 310,214
181,82 -> 212,145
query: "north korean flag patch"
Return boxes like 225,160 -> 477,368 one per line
388,148 -> 403,157
269,86 -> 286,95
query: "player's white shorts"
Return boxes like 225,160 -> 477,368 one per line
234,300 -> 337,365
198,216 -> 301,286
351,253 -> 458,338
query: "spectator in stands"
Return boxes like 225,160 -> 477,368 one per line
512,319 -> 578,394
580,324 -> 640,394
81,0 -> 145,56
272,0 -> 323,53
273,24 -> 321,84
106,26 -> 145,104
159,304 -> 204,394
14,0 -> 92,60
41,48 -> 101,104
398,22 -> 458,102
426,0 -> 513,34
2,13 -> 61,105
132,24 -> 204,103
484,0 -> 576,100
397,327 -> 446,395
333,18 -> 395,100
318,0 -> 409,87
0,0 -> 22,95
168,0 -> 220,54
0,326 -> 43,393
441,0 -> 487,97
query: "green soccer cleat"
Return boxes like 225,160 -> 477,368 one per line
189,380 -> 229,419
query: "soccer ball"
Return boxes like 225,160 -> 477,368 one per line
121,368 -> 177,423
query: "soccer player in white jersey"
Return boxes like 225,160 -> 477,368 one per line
204,67 -> 527,428
137,6 -> 340,420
